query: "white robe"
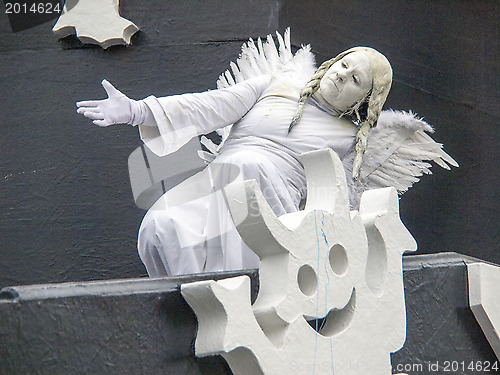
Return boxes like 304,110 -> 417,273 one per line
136,74 -> 357,276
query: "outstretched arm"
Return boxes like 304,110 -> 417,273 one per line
76,80 -> 154,127
138,76 -> 270,156
76,76 -> 270,156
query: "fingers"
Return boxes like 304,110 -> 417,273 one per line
76,106 -> 110,126
76,107 -> 99,115
81,111 -> 105,121
76,99 -> 103,108
77,107 -> 112,126
101,79 -> 122,98
77,78 -> 123,108
76,78 -> 120,107
93,119 -> 110,127
76,104 -> 105,124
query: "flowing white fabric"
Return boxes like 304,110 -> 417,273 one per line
137,71 -> 358,276
137,77 -> 270,156
74,30 -> 456,276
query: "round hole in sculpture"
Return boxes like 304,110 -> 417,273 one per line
329,244 -> 348,276
297,265 -> 317,296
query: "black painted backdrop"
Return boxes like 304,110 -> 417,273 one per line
0,0 -> 498,288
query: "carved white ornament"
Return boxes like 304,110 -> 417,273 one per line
468,262 -> 500,361
181,149 -> 417,375
52,0 -> 139,48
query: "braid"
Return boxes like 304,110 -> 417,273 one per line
288,58 -> 336,132
352,121 -> 371,180
352,85 -> 387,179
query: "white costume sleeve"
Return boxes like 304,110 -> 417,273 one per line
138,76 -> 270,156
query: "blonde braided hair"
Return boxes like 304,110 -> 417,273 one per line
289,47 -> 392,180
289,59 -> 336,130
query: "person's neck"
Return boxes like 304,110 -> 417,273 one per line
310,93 -> 342,117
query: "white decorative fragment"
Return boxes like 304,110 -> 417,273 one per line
52,0 -> 139,48
181,149 -> 417,375
468,262 -> 500,360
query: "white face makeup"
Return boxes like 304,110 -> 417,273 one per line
317,52 -> 373,113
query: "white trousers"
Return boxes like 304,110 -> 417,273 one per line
137,149 -> 302,276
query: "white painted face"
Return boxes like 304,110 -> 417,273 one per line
317,52 -> 373,113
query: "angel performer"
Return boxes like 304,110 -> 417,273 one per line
76,29 -> 458,277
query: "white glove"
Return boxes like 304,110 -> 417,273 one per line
76,79 -> 148,127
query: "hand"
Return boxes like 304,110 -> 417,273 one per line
76,79 -> 137,127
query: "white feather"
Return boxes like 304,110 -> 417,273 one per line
230,61 -> 243,83
210,29 -> 303,158
356,110 -> 458,204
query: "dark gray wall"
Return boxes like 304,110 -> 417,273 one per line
1,0 -> 498,288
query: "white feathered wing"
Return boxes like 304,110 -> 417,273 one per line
350,110 -> 458,206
